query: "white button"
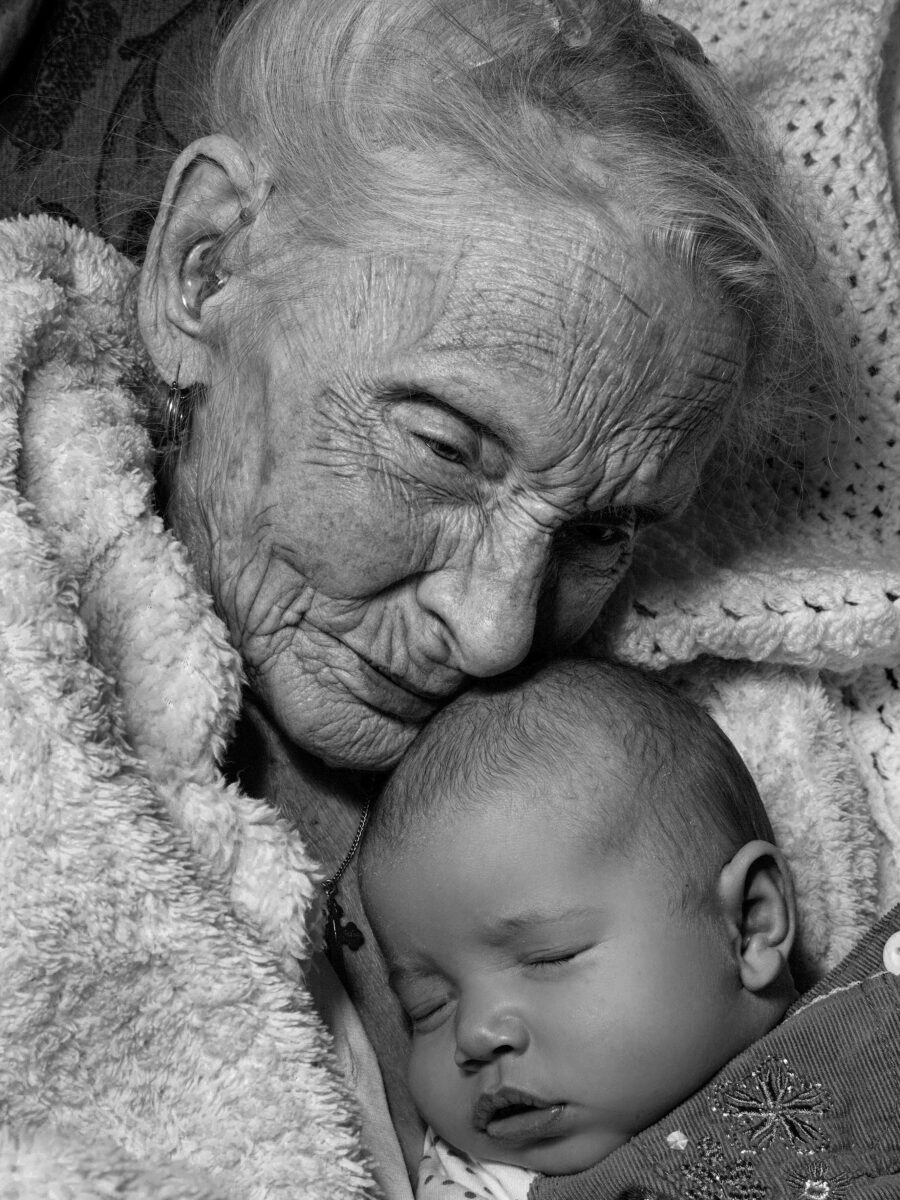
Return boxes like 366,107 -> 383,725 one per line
882,931 -> 900,974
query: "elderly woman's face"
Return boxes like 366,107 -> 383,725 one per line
171,196 -> 743,770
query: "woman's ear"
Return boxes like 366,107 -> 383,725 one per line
138,134 -> 263,385
716,840 -> 796,993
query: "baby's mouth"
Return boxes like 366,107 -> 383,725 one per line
473,1087 -> 566,1144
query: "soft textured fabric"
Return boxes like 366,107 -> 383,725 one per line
417,1129 -> 534,1200
531,904 -> 900,1200
0,213 -> 376,1199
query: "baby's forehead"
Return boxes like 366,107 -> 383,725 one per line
361,777 -> 668,960
369,747 -> 641,866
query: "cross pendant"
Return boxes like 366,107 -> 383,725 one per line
323,880 -> 365,989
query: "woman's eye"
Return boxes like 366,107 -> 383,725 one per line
575,514 -> 636,546
571,506 -> 643,549
381,390 -> 482,472
416,434 -> 466,465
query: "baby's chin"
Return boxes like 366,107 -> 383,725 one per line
469,1126 -> 631,1177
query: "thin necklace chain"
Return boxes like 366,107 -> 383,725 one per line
323,796 -> 372,892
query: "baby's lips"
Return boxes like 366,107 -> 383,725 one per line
472,1084 -> 555,1131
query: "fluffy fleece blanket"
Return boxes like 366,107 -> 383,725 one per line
2,0 -> 900,1195
0,215 -> 375,1198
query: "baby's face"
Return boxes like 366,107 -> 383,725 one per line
363,788 -> 756,1174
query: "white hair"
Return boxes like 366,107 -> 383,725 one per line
199,0 -> 852,457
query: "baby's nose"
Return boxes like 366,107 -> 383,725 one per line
453,1010 -> 529,1071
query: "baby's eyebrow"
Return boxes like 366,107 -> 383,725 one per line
486,905 -> 598,939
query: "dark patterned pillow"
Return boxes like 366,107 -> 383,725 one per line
0,0 -> 241,258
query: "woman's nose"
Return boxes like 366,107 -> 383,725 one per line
417,521 -> 549,677
453,1007 -> 530,1071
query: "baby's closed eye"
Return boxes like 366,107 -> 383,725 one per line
522,944 -> 593,971
408,1002 -> 452,1034
391,974 -> 454,1034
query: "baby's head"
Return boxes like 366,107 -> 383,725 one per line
359,658 -> 798,1175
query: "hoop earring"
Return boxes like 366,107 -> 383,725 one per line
163,382 -> 205,450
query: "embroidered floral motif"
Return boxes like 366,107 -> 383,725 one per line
786,1162 -> 853,1199
660,1134 -> 767,1200
712,1057 -> 831,1151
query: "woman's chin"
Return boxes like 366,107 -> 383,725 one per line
288,704 -> 430,773
316,729 -> 420,771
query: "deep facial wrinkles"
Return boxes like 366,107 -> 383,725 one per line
175,182 -> 749,771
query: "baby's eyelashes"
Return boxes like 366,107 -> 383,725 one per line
389,968 -> 454,1034
524,951 -> 581,969
519,941 -> 594,970
402,992 -> 454,1034
409,1004 -> 452,1035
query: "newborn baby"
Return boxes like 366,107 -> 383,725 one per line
359,658 -> 800,1198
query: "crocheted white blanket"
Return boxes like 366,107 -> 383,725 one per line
609,0 -> 900,975
2,0 -> 900,1194
631,0 -> 900,681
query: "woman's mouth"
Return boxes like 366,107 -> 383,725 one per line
359,653 -> 458,703
473,1087 -> 566,1144
333,637 -> 462,720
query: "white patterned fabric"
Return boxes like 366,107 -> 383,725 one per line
417,1129 -> 535,1200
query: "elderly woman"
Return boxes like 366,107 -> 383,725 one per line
1,0 -> 899,1197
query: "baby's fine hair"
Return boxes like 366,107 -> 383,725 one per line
364,658 -> 775,912
202,0 -> 850,456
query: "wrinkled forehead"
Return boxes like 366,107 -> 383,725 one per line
443,217 -> 738,418
329,194 -> 746,478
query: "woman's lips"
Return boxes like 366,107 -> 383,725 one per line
358,653 -> 458,703
332,637 -> 461,720
474,1087 -> 566,1145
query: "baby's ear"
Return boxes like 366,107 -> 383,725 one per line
716,840 -> 796,993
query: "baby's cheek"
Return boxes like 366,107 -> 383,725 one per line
408,1039 -> 454,1132
407,1041 -> 434,1111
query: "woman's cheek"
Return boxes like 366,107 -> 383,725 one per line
269,456 -> 449,599
537,538 -> 635,650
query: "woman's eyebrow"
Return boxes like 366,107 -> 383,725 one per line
373,382 -> 516,447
